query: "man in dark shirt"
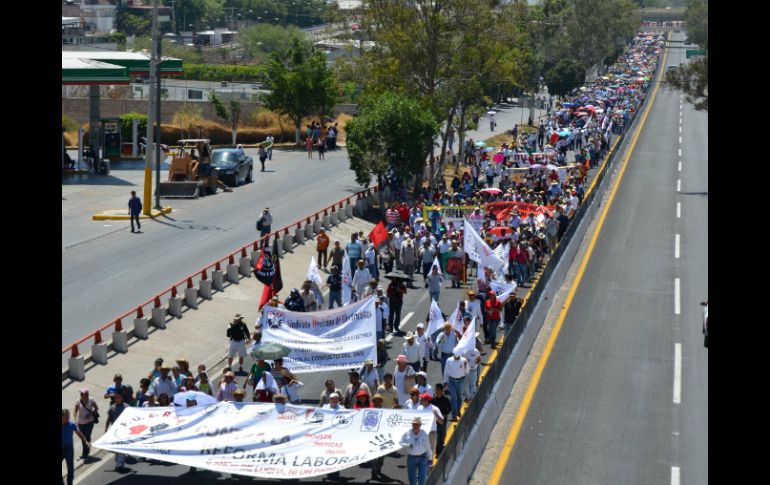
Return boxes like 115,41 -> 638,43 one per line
431,384 -> 452,456
556,209 -> 569,241
128,191 -> 142,233
326,265 -> 343,309
387,280 -> 407,334
105,393 -> 128,470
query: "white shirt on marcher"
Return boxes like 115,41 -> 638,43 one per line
400,428 -> 433,459
443,356 -> 468,382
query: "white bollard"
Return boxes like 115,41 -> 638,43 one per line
346,203 -> 353,218
305,223 -> 313,239
168,296 -> 183,318
200,279 -> 213,299
282,233 -> 292,253
185,288 -> 198,308
330,211 -> 339,225
91,343 -> 108,365
275,238 -> 284,257
151,307 -> 167,329
338,207 -> 347,222
226,264 -> 240,283
295,226 -> 305,244
250,250 -> 259,266
134,318 -> 149,339
112,331 -> 128,353
239,257 -> 252,277
213,270 -> 225,291
323,214 -> 332,228
69,356 -> 85,381
313,219 -> 322,234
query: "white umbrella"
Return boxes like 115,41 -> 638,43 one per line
173,390 -> 217,407
487,110 -> 496,115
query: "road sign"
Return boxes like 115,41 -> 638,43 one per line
686,49 -> 705,58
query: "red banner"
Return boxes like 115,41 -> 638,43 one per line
486,201 -> 555,222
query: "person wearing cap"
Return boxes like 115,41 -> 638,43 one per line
360,358 -> 380,391
325,265 -> 343,309
322,392 -> 342,411
343,370 -> 371,409
400,416 -> 433,485
353,389 -> 373,409
319,379 -> 343,407
284,288 -> 305,312
443,350 -> 469,421
431,384 -> 452,455
352,259 -> 371,297
417,392 -> 444,460
227,313 -> 251,373
364,242 -> 379,280
435,323 -> 460,374
216,371 -> 239,402
63,408 -> 90,484
256,208 -> 272,242
402,331 -> 423,373
415,371 -> 433,398
73,388 -> 98,460
415,323 -> 432,372
392,353 -> 416,407
316,228 -> 330,270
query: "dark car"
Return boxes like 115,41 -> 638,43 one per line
210,149 -> 253,187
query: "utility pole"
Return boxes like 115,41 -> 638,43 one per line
155,33 -> 163,210
143,0 -> 159,216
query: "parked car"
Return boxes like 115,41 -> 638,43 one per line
210,148 -> 253,187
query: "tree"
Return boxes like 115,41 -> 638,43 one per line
346,92 -> 440,205
544,59 -> 587,96
240,23 -> 308,61
666,0 -> 707,111
210,92 -> 241,145
263,37 -> 337,144
116,10 -> 151,37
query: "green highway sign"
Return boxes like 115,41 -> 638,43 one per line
686,49 -> 705,58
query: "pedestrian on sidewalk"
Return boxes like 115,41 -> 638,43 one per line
128,190 -> 142,233
62,409 -> 90,485
73,388 -> 98,461
316,229 -> 330,269
226,313 -> 251,373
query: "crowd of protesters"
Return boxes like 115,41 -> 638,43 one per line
63,32 -> 665,485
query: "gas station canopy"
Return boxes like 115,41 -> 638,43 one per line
62,58 -> 130,85
61,51 -> 183,85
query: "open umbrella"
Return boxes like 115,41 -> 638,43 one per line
385,271 -> 415,282
558,130 -> 570,137
474,141 -> 487,147
483,146 -> 496,153
480,188 -> 503,195
487,110 -> 497,115
250,343 -> 292,361
488,226 -> 512,237
173,390 -> 218,407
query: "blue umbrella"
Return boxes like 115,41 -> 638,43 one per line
474,141 -> 487,147
483,147 -> 495,153
562,102 -> 575,107
558,130 -> 570,137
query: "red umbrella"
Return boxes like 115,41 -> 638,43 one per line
488,226 -> 512,237
480,188 -> 503,195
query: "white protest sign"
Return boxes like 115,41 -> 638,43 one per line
93,402 -> 434,479
261,296 -> 377,373
463,219 -> 505,272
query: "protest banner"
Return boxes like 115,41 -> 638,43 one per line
261,296 -> 377,373
94,402 -> 434,479
463,219 -> 505,272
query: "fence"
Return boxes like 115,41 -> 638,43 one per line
426,36 -> 666,485
62,186 -> 381,381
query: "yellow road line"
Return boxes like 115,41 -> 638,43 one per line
487,34 -> 671,485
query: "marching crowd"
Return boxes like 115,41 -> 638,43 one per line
63,31 -> 665,485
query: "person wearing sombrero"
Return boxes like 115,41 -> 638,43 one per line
400,416 -> 433,485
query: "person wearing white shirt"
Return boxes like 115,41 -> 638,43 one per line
443,350 -> 468,421
393,230 -> 405,270
322,393 -> 343,411
463,347 -> 482,402
415,371 -> 433,398
393,355 -> 417,407
400,417 -> 433,485
465,291 -> 484,326
360,359 -> 380,391
403,387 -> 420,410
414,323 -> 432,372
352,260 -> 371,298
417,393 -> 444,459
402,332 -> 423,372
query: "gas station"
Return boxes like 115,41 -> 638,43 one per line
61,51 -> 183,173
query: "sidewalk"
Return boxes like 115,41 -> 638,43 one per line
62,215 -> 376,476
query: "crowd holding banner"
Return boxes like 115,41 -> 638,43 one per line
63,31 -> 667,485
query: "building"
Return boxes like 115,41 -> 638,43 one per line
62,0 -> 117,35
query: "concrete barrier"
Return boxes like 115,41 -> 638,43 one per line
184,287 -> 198,308
226,264 -> 239,283
239,257 -> 252,277
134,318 -> 149,339
250,250 -> 260,266
338,207 -> 347,222
295,226 -> 305,244
305,223 -> 313,240
91,342 -> 108,365
322,214 -> 331,229
345,203 -> 353,218
112,330 -> 128,353
282,233 -> 293,253
330,211 -> 339,225
168,296 -> 183,318
213,270 -> 225,291
69,356 -> 85,381
151,307 -> 167,329
354,199 -> 365,217
275,237 -> 284,257
200,279 -> 213,299
313,219 -> 322,234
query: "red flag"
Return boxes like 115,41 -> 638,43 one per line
368,221 -> 388,248
258,283 -> 273,311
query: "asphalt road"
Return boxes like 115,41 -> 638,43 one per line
494,32 -> 708,484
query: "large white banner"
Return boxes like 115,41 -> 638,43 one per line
463,219 -> 506,272
94,402 -> 434,479
261,296 -> 377,373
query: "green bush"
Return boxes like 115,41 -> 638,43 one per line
119,112 -> 147,139
181,64 -> 267,82
62,114 -> 79,132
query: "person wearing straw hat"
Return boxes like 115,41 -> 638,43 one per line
360,358 -> 380,390
227,314 -> 251,373
393,355 -> 416,407
399,416 -> 433,485
402,331 -> 423,373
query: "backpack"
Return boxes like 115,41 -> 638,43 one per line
256,218 -> 264,231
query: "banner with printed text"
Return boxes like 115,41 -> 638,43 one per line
94,402 -> 434,479
261,296 -> 377,373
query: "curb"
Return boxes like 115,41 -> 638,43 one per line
92,207 -> 173,221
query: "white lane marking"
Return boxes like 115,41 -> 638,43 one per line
679,126 -> 682,133
384,311 -> 415,342
677,179 -> 681,192
677,202 -> 681,218
678,161 -> 681,172
675,234 -> 680,259
678,148 -> 682,157
678,136 -> 682,144
674,343 -> 682,404
674,278 -> 681,315
671,466 -> 681,485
